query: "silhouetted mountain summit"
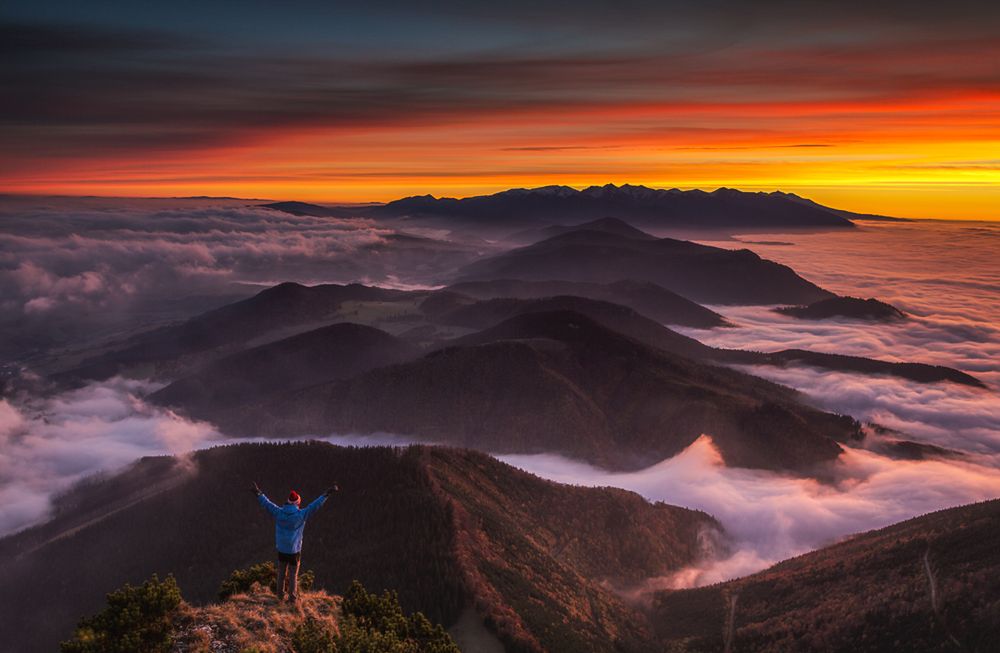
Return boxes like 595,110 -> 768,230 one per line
455,228 -> 835,304
361,184 -> 861,230
433,295 -> 712,359
444,278 -> 727,327
55,282 -> 413,383
259,201 -> 342,217
151,322 -> 421,422
508,216 -> 658,243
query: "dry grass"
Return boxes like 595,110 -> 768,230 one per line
170,584 -> 340,653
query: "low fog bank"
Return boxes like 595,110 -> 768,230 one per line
677,221 -> 1000,459
690,220 -> 1000,386
0,378 -> 220,535
500,434 -> 1000,588
0,198 -> 487,359
674,304 -> 1000,457
0,377 -> 424,537
680,304 -> 1000,388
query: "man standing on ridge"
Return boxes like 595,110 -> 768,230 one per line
253,482 -> 338,603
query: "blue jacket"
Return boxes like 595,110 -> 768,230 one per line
258,493 -> 327,554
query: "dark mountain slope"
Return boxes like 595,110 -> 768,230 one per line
425,295 -> 982,388
433,295 -> 713,359
777,296 -> 907,321
453,229 -> 834,304
361,184 -> 859,231
53,282 -> 419,383
247,311 -> 858,472
0,442 -> 720,653
507,216 -> 659,244
150,323 -> 422,421
652,498 -> 1000,652
444,278 -> 727,327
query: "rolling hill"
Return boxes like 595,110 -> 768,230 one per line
443,278 -> 727,328
506,216 -> 660,244
0,442 -> 721,653
243,311 -> 860,473
52,282 -> 422,384
429,295 -> 714,359
149,323 -> 422,423
453,228 -> 835,304
777,296 -> 907,321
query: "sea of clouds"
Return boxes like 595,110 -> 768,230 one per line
0,212 -> 997,591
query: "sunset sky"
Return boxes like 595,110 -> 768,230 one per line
2,1 -> 998,219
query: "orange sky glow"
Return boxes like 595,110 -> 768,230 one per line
3,4 -> 998,220
6,88 -> 998,219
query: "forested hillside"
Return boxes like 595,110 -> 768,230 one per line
0,442 -> 720,653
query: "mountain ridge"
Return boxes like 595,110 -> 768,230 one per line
453,228 -> 836,304
355,183 -> 866,231
239,310 -> 861,473
0,442 -> 721,653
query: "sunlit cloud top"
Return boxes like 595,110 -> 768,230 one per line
1,0 -> 998,218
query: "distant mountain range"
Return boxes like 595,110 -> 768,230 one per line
260,184 -> 906,234
353,184 -> 866,231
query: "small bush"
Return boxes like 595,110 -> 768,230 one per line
60,574 -> 182,653
291,617 -> 337,653
219,561 -> 315,600
333,580 -> 460,653
290,581 -> 459,653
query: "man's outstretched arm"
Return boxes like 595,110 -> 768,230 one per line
253,482 -> 282,517
302,483 -> 338,518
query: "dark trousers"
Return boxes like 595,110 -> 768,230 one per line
276,551 -> 301,600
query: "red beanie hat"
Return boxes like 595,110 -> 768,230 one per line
288,490 -> 301,505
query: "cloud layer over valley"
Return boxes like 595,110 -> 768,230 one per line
0,377 -> 429,536
677,220 -> 1000,458
0,197 -> 483,358
0,211 -> 997,594
501,435 -> 1000,588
